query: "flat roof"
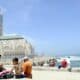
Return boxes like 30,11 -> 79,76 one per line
0,35 -> 24,40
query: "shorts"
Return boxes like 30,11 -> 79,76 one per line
58,65 -> 62,69
15,74 -> 25,79
25,74 -> 32,79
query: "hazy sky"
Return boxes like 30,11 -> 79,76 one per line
0,0 -> 80,56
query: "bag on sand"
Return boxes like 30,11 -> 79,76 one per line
0,70 -> 14,79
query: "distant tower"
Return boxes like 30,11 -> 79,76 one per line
0,8 -> 3,36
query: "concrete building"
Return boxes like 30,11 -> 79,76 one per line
0,35 -> 34,64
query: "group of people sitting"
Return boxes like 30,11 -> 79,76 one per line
0,57 -> 32,79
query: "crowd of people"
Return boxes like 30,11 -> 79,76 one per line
0,57 -> 72,79
33,58 -> 72,71
0,57 -> 32,79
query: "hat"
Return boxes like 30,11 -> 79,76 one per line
20,57 -> 28,62
23,57 -> 29,60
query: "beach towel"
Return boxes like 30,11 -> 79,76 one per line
0,70 -> 14,79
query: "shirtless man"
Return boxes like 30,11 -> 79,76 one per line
11,57 -> 24,79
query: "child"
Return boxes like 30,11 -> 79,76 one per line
11,57 -> 24,79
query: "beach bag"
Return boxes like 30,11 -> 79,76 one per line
0,70 -> 14,79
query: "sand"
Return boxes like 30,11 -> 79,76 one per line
1,70 -> 80,80
3,65 -> 80,80
33,70 -> 80,80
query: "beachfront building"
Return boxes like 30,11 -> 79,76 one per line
0,35 -> 34,64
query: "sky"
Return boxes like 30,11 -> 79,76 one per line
0,0 -> 80,56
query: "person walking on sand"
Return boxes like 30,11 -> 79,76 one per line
22,57 -> 32,79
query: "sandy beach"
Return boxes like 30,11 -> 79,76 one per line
2,65 -> 80,80
33,70 -> 80,80
0,66 -> 80,80
1,70 -> 79,80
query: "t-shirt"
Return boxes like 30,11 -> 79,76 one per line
61,60 -> 68,68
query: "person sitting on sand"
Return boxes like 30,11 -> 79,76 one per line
22,57 -> 32,79
11,57 -> 24,79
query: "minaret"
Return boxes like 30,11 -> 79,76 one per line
0,8 -> 3,36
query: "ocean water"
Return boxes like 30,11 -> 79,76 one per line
70,60 -> 80,67
56,56 -> 80,67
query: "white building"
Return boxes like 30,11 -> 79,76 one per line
0,35 -> 34,64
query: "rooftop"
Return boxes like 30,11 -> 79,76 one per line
0,35 -> 24,40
